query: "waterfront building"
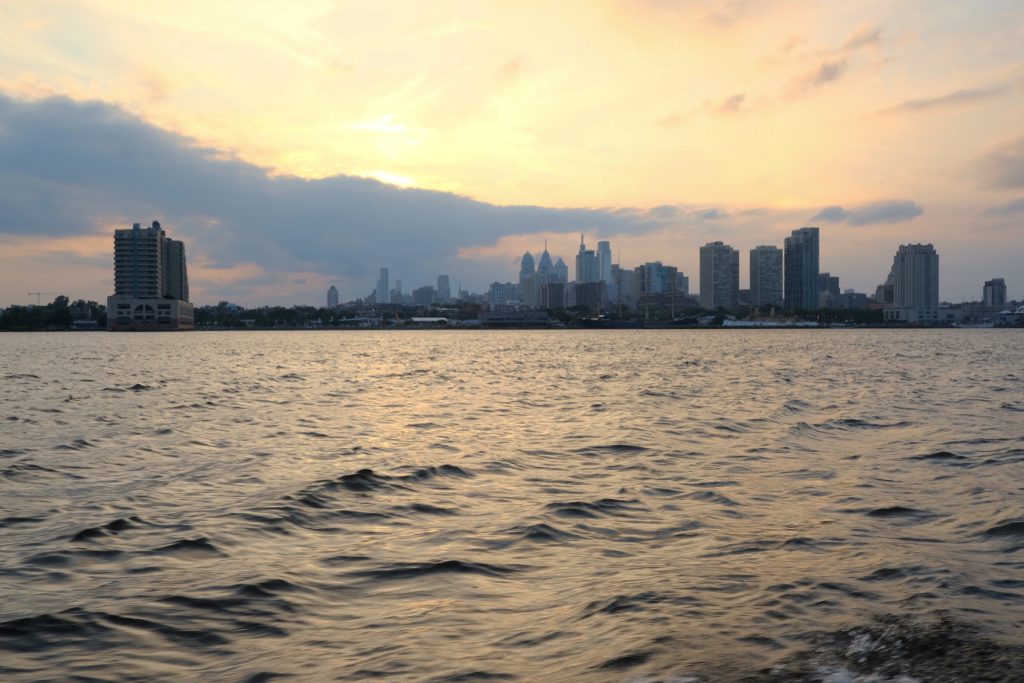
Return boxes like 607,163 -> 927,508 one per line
412,285 -> 437,307
884,244 -> 939,324
575,281 -> 606,313
818,272 -> 840,308
983,278 -> 1007,308
376,268 -> 390,304
487,282 -> 518,307
784,227 -> 820,312
677,273 -> 690,296
107,221 -> 194,330
699,241 -> 740,312
540,281 -> 565,309
327,285 -> 339,309
749,245 -> 782,310
614,266 -> 636,308
437,275 -> 451,304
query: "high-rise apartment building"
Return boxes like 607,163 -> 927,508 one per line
327,285 -> 339,308
376,268 -> 390,304
983,278 -> 1006,307
784,227 -> 820,312
749,245 -> 782,309
699,241 -> 739,312
163,238 -> 189,302
108,221 -> 193,330
884,244 -> 939,324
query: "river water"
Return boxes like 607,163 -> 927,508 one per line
1,330 -> 1022,682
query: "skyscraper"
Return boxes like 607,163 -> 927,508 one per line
699,241 -> 739,312
575,235 -> 599,283
983,278 -> 1006,307
108,221 -> 193,330
437,274 -> 451,304
327,285 -> 339,308
376,268 -> 390,304
553,257 -> 568,284
164,238 -> 189,302
519,251 -> 535,285
784,227 -> 820,312
884,244 -> 939,324
537,243 -> 554,278
750,245 -> 782,309
597,241 -> 616,304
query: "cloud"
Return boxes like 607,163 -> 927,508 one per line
983,197 -> 1024,215
656,93 -> 746,125
842,24 -> 882,51
977,135 -> 1024,190
881,84 -> 1011,114
788,58 -> 847,97
811,200 -> 923,226
0,93 -> 685,301
810,206 -> 850,222
714,94 -> 745,114
806,59 -> 847,87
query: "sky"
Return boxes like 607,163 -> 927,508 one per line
1,0 -> 1022,307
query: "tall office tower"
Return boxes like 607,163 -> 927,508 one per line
699,241 -> 740,312
537,243 -> 554,278
376,268 -> 390,304
327,285 -> 339,308
109,221 -> 193,330
983,278 -> 1007,307
784,227 -> 820,312
749,245 -> 783,309
437,275 -> 451,304
597,240 -> 612,283
519,251 -> 535,287
884,244 -> 939,324
554,257 -> 569,284
575,235 -> 599,283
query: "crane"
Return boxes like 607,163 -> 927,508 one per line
27,292 -> 58,306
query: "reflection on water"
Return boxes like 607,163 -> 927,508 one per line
1,330 -> 1022,681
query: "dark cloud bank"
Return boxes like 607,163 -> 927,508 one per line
811,200 -> 923,226
0,94 -> 680,298
0,94 -> 929,301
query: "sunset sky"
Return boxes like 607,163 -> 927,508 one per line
1,0 -> 1022,306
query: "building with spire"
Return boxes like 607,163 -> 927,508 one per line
327,285 -> 339,308
575,235 -> 599,283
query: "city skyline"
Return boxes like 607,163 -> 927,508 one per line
1,3 -> 1023,306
